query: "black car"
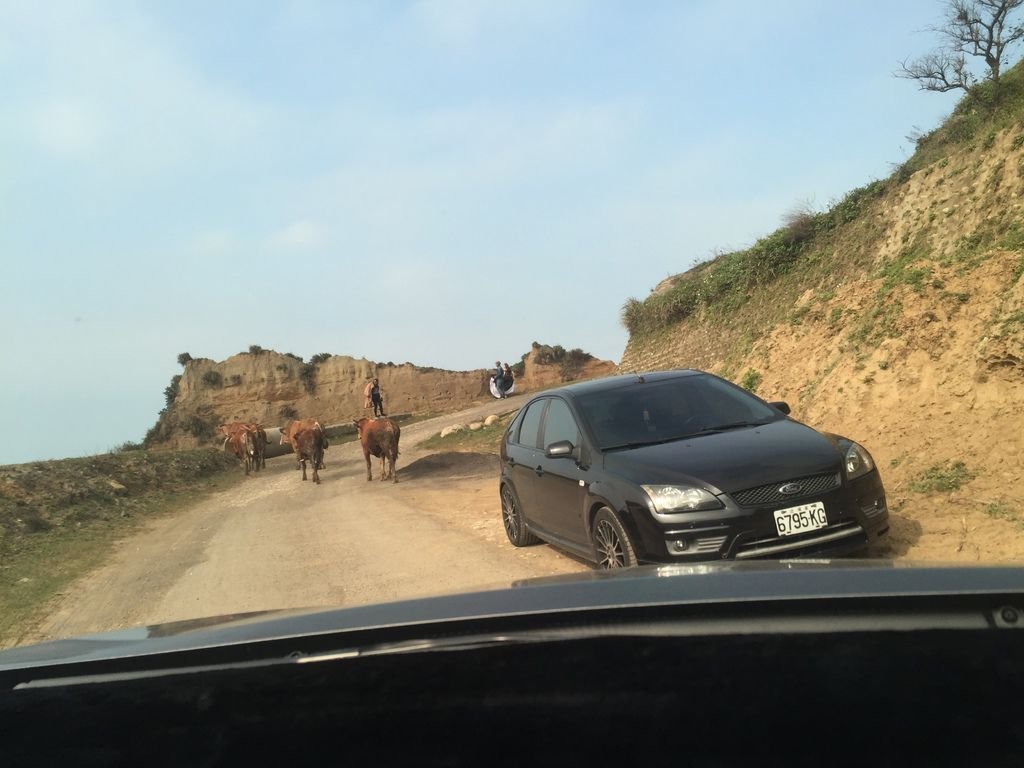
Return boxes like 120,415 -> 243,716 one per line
499,370 -> 889,567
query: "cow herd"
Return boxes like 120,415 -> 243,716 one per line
218,416 -> 401,486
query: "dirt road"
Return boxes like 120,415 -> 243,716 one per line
25,401 -> 585,645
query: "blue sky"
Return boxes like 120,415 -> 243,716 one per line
1,1 -> 971,462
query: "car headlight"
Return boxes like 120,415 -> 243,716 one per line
844,442 -> 875,480
642,485 -> 723,513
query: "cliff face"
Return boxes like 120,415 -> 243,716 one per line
148,346 -> 618,449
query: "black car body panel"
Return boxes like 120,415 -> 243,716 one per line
500,370 -> 889,565
0,561 -> 1021,680
602,419 -> 839,493
5,563 -> 1024,767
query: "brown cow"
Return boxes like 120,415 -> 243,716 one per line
281,418 -> 328,470
250,424 -> 267,470
352,417 -> 401,482
292,422 -> 326,484
223,426 -> 255,475
220,422 -> 267,472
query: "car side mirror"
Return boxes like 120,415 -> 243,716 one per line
545,440 -> 575,458
768,401 -> 791,415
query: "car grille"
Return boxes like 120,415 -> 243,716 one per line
730,472 -> 840,508
693,535 -> 728,554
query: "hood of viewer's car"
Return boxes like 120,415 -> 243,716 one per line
4,562 -> 1024,685
602,418 -> 842,493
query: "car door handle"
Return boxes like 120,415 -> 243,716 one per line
534,465 -> 544,477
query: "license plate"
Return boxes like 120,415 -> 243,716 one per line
773,502 -> 827,537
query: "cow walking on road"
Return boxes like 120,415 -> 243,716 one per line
292,422 -> 326,484
353,417 -> 401,482
219,422 -> 256,475
281,418 -> 328,470
250,424 -> 268,470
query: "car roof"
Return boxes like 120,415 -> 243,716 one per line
534,369 -> 705,400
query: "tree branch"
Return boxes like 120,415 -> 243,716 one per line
897,52 -> 974,92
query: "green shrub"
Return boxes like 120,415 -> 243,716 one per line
163,374 -> 181,407
299,364 -> 317,394
177,352 -> 193,366
184,413 -> 217,441
279,404 -> 299,419
201,370 -> 223,388
309,353 -> 332,365
143,417 -> 172,446
739,369 -> 762,393
248,344 -> 264,355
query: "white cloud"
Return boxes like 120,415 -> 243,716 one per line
30,100 -> 105,155
268,220 -> 327,250
408,0 -> 585,52
4,2 -> 278,178
191,229 -> 241,257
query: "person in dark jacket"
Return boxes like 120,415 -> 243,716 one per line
369,378 -> 384,417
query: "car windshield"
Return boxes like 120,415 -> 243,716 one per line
576,375 -> 781,449
3,2 -> 1023,657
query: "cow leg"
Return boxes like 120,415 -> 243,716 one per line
301,459 -> 307,481
312,463 -> 320,484
391,451 -> 399,483
365,451 -> 372,481
379,454 -> 386,481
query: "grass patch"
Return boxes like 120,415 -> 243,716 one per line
739,369 -> 763,393
877,241 -> 933,295
847,299 -> 904,347
0,449 -> 244,645
909,461 -> 974,493
983,501 -> 1023,528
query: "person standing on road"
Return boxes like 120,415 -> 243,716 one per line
369,378 -> 385,417
493,361 -> 505,393
501,363 -> 514,398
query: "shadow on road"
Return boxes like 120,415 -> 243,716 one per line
867,513 -> 923,559
399,451 -> 499,481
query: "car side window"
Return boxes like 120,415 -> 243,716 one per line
516,399 -> 546,449
542,399 -> 580,448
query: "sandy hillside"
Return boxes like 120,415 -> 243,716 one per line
622,126 -> 1024,564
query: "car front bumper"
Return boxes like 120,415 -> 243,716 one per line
622,471 -> 889,564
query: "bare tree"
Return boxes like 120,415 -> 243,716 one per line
898,0 -> 1024,92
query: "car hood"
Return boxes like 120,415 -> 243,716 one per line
601,418 -> 841,492
3,561 -> 1024,684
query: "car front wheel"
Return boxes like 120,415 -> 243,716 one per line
501,484 -> 539,547
592,507 -> 637,568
